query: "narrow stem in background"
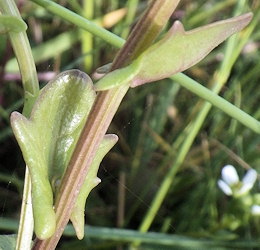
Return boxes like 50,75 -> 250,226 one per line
121,0 -> 139,39
5,0 -> 258,248
33,1 -> 178,249
172,73 -> 260,134
31,0 -> 125,48
31,0 -> 259,247
0,0 -> 40,249
138,0 -> 256,234
81,0 -> 94,72
0,0 -> 39,116
111,0 -> 180,69
30,0 -> 260,133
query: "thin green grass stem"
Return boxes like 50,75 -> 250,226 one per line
81,0 -> 94,71
188,0 -> 236,26
0,173 -> 23,190
2,217 -> 260,248
138,0 -> 256,234
4,0 -> 258,247
30,0 -> 125,48
172,73 -> 260,134
30,0 -> 259,133
0,0 -> 40,249
32,2 -> 177,249
121,0 -> 139,38
6,31 -> 79,73
32,0 -> 260,134
0,2 -> 39,116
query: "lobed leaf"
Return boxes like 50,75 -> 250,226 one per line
130,12 -> 253,87
94,13 -> 252,91
11,70 -> 96,239
70,134 -> 118,239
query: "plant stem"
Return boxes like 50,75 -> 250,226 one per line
30,0 -> 125,48
81,0 -> 94,72
0,0 -> 39,249
172,73 -> 260,134
31,0 -> 259,247
31,0 -> 260,133
121,0 -> 139,39
138,0 -> 256,234
32,1 -> 178,249
8,0 -> 258,248
188,0 -> 236,26
0,1 -> 39,116
3,217 -> 260,248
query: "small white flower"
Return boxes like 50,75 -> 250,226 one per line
221,165 -> 239,185
218,165 -> 257,197
218,179 -> 233,196
251,205 -> 260,216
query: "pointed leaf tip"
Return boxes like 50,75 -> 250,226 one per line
170,20 -> 185,34
10,70 -> 97,239
70,133 -> 118,239
94,13 -> 253,91
130,12 -> 253,87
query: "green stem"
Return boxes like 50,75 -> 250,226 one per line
3,217 -> 260,248
0,1 -> 39,116
5,0 -> 258,247
30,0 -> 125,48
31,0 -> 260,134
121,0 -> 139,39
32,1 -> 177,249
81,0 -> 94,71
187,0 -> 236,26
172,73 -> 260,134
138,0 -> 255,234
0,0 -> 39,249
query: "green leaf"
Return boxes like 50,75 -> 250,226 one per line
94,13 -> 252,91
11,70 -> 96,239
0,15 -> 27,33
96,63 -> 112,74
130,12 -> 252,87
0,235 -> 17,250
70,134 -> 118,240
94,62 -> 137,90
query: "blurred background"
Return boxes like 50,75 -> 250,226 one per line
0,0 -> 260,249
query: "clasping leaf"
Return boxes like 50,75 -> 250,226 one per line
11,70 -> 116,240
95,13 -> 252,91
